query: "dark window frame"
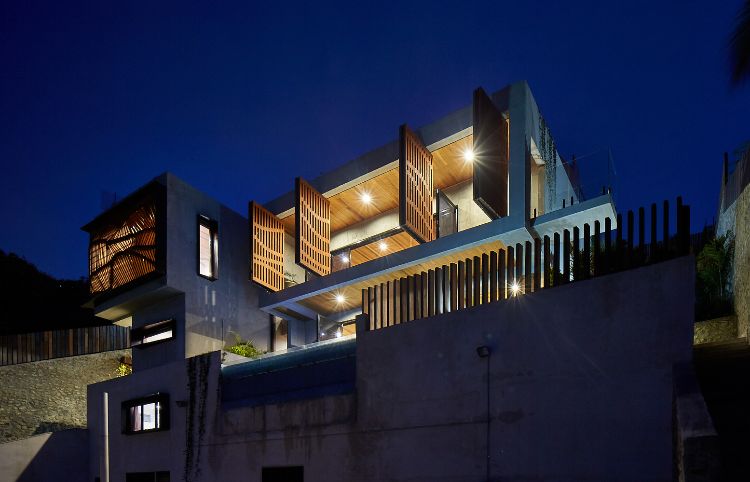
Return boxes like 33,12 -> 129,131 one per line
130,319 -> 176,349
197,215 -> 219,281
122,393 -> 170,435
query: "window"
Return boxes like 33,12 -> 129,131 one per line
198,216 -> 218,279
262,466 -> 303,482
125,472 -> 169,482
122,393 -> 169,434
130,319 -> 175,348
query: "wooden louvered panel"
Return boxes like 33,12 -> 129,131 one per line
399,124 -> 435,243
88,203 -> 158,294
249,201 -> 285,291
473,87 -> 509,219
295,178 -> 331,276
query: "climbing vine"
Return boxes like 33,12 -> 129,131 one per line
539,115 -> 557,210
183,353 -> 211,481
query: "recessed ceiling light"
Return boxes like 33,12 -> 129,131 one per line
378,241 -> 388,252
340,254 -> 350,263
361,192 -> 373,204
463,149 -> 475,163
335,294 -> 346,304
510,281 -> 521,296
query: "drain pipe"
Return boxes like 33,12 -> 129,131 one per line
103,391 -> 110,482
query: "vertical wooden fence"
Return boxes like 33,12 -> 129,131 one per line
0,325 -> 130,366
362,198 -> 691,330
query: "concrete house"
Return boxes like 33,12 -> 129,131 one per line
78,81 -> 698,482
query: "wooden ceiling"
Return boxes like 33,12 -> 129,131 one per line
279,134 -> 473,236
350,231 -> 419,266
298,238 -> 505,316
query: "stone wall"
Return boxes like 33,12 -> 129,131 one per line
0,349 -> 129,443
735,187 -> 750,337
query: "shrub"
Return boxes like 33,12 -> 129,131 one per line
224,332 -> 264,359
695,231 -> 735,320
116,362 -> 132,377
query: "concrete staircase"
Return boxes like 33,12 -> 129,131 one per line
694,338 -> 750,481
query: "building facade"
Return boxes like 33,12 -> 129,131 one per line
78,81 -> 697,482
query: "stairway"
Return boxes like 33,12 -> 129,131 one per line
694,338 -> 750,481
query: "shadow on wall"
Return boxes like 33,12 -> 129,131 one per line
0,429 -> 88,482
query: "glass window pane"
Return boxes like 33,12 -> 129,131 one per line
143,329 -> 173,344
199,224 -> 212,277
142,402 -> 157,430
131,405 -> 142,431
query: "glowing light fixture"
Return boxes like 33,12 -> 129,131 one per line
335,330 -> 342,338
463,149 -> 475,163
361,192 -> 373,205
510,281 -> 521,296
335,294 -> 346,304
378,241 -> 388,252
340,254 -> 350,263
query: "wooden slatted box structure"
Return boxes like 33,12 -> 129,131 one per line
84,182 -> 166,299
295,177 -> 331,276
399,124 -> 436,244
249,201 -> 285,291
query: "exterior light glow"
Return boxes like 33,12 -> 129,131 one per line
510,281 -> 521,296
335,294 -> 346,304
340,254 -> 350,263
378,241 -> 388,252
463,149 -> 475,163
335,330 -> 342,338
361,192 -> 373,205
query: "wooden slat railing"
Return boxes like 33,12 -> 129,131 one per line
362,198 -> 691,330
0,325 -> 130,366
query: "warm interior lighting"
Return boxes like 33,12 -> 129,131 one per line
510,281 -> 521,296
340,254 -> 350,263
463,149 -> 475,163
335,294 -> 346,304
378,241 -> 388,252
360,192 -> 373,205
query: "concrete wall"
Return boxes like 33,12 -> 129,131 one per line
86,257 -> 692,481
0,350 -> 128,444
0,429 -> 88,482
734,187 -> 750,337
441,179 -> 491,232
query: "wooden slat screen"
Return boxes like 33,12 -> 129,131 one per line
399,124 -> 435,243
0,325 -> 130,366
89,202 -> 158,294
295,178 -> 331,276
473,87 -> 509,219
362,198 -> 692,331
249,201 -> 285,291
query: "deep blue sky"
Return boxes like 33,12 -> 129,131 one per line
2,1 -> 748,279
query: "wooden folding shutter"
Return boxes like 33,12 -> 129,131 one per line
249,201 -> 285,291
399,124 -> 435,243
473,87 -> 509,219
89,203 -> 158,294
295,178 -> 331,276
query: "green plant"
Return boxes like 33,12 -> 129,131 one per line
116,362 -> 132,377
224,332 -> 264,359
696,231 -> 735,320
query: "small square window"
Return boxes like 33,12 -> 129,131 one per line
198,216 -> 218,280
122,393 -> 169,434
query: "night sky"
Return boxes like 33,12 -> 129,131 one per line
2,1 -> 749,280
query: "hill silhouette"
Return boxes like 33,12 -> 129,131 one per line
0,250 -> 105,335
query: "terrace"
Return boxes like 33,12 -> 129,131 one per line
250,82 -> 617,335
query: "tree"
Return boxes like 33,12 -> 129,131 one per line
731,0 -> 750,84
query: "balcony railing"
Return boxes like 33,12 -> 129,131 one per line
361,198 -> 691,330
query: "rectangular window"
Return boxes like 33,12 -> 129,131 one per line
122,394 -> 169,434
262,466 -> 303,482
125,472 -> 170,482
198,216 -> 218,279
130,319 -> 175,348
